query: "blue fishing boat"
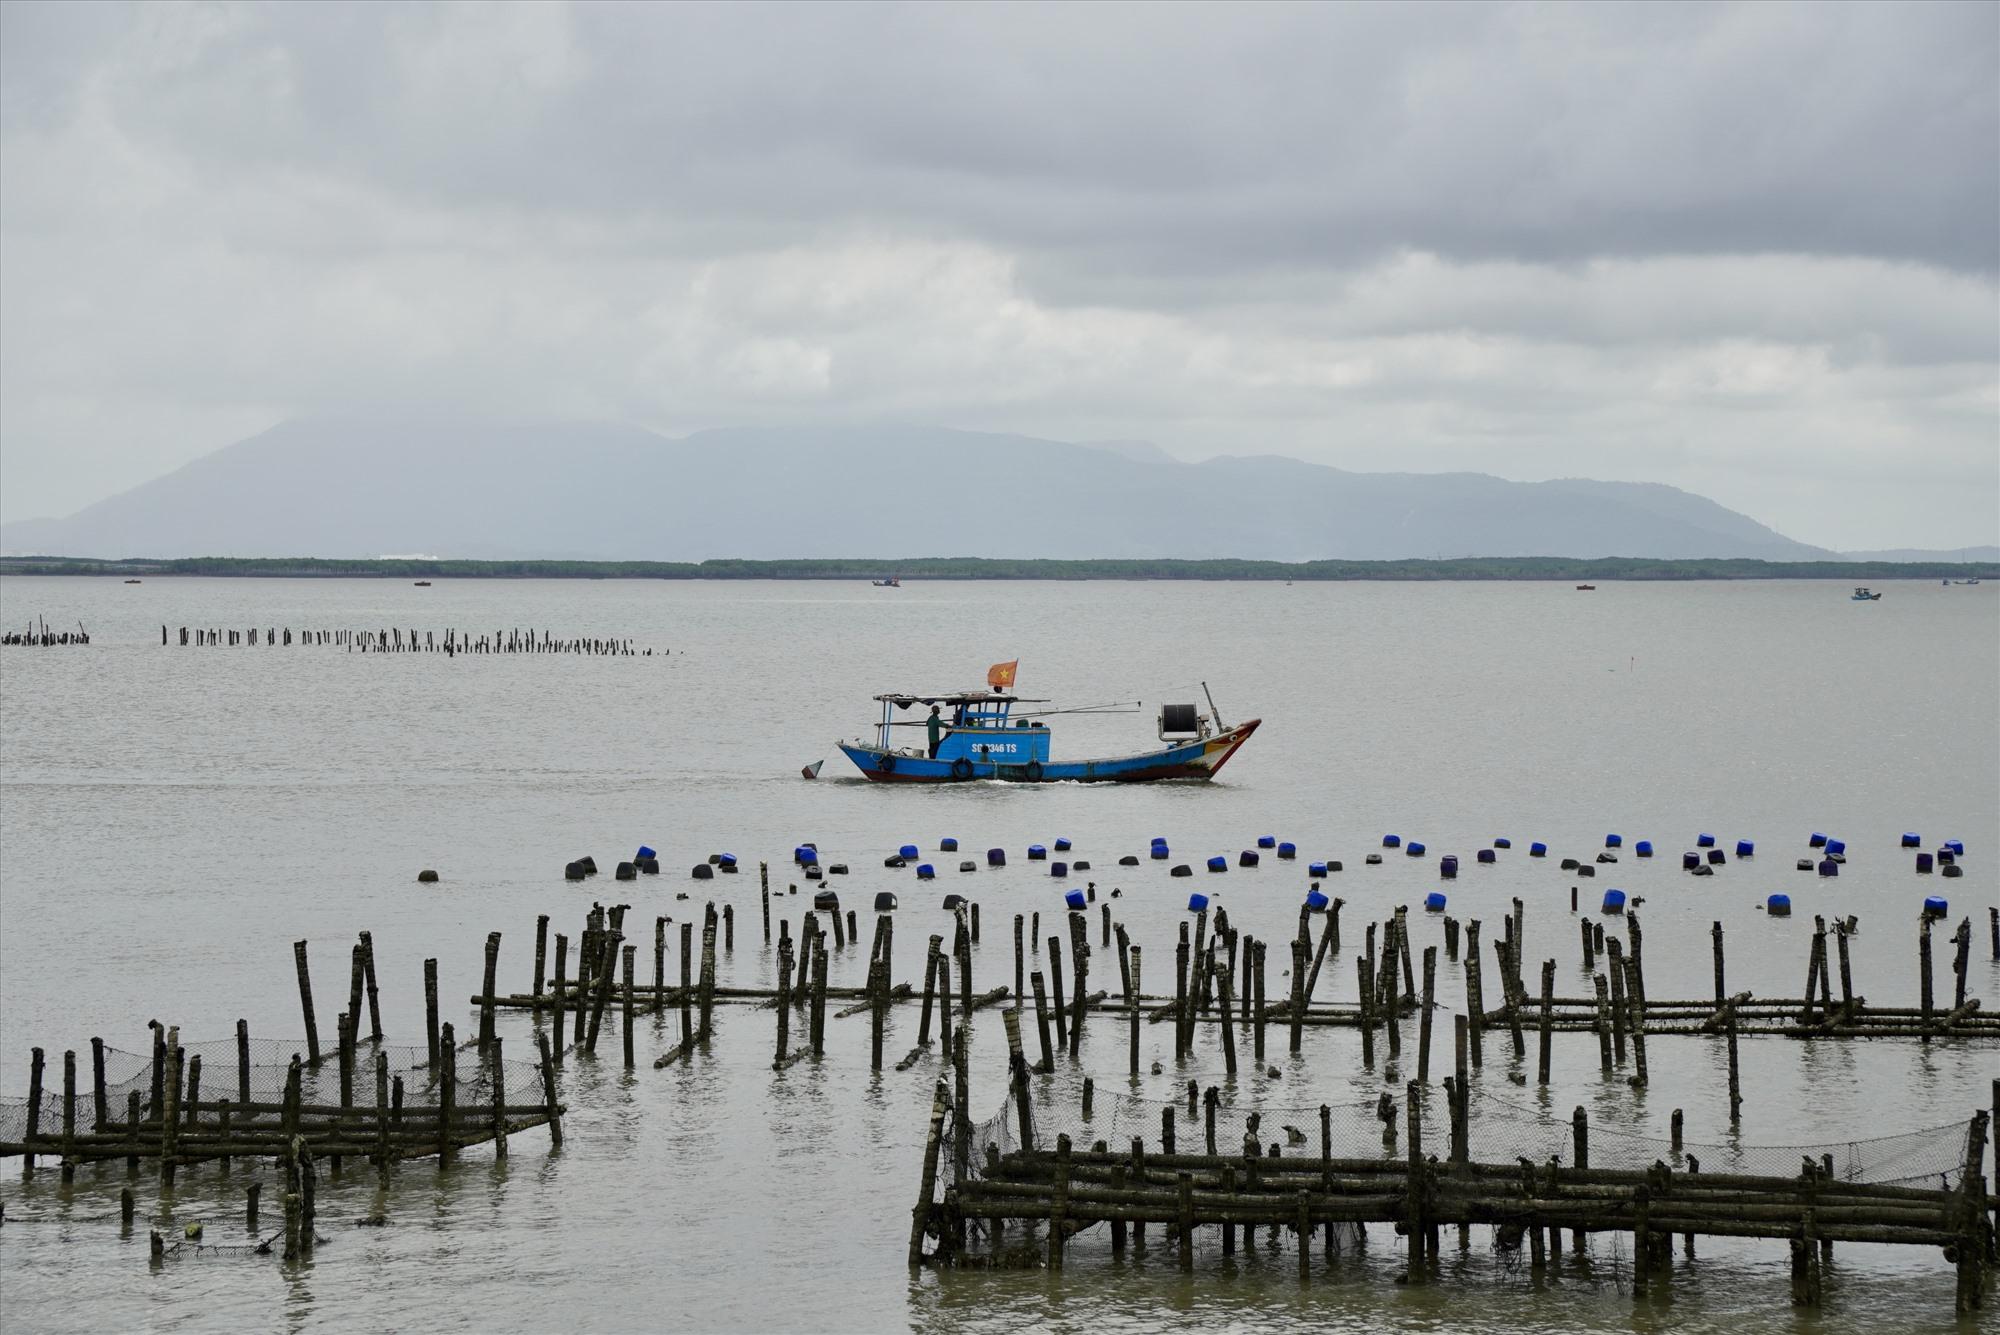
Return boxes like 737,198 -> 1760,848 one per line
1850,586 -> 1882,601
836,661 -> 1258,784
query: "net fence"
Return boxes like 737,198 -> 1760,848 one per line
0,1035 -> 546,1148
961,1083 -> 1977,1191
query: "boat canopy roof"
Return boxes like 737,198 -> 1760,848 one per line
873,691 -> 1049,708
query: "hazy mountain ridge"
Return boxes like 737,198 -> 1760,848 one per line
0,417 -> 1862,562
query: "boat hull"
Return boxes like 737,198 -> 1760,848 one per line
838,719 -> 1260,783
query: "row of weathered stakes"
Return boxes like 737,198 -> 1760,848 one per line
162,625 -> 649,655
2,618 -> 88,646
0,931 -> 563,1262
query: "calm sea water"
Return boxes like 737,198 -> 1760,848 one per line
1,576 -> 1995,1333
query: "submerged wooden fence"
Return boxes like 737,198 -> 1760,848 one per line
162,625 -> 648,655
909,1010 -> 1995,1314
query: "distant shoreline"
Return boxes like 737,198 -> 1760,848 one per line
1,555 -> 1993,581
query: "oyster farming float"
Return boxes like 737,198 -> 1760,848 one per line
837,660 -> 1259,783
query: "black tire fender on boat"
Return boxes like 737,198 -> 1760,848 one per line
1022,760 -> 1044,782
877,753 -> 897,774
950,758 -> 974,781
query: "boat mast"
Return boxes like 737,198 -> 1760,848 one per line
1201,680 -> 1225,729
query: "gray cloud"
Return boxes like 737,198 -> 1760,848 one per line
2,0 -> 1995,548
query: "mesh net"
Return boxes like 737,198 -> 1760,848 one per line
960,1083 -> 1976,1191
0,1035 -> 546,1149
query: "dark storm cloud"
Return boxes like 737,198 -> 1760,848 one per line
18,1 -> 1995,275
1,1 -> 1995,548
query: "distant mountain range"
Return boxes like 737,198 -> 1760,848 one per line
1,416 -> 1986,563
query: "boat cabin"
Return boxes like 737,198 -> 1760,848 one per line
871,691 -> 1052,765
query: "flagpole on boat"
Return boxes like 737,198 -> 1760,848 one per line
1201,680 -> 1225,729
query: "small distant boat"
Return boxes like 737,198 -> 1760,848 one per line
413,580 -> 432,587
123,579 -> 142,585
871,577 -> 901,588
1954,578 -> 1981,586
1850,587 -> 1882,601
1575,584 -> 1596,591
838,660 -> 1258,784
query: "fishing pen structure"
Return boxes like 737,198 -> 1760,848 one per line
0,933 -> 561,1261
3,856 -> 1994,1310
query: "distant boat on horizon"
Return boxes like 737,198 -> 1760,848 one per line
1575,583 -> 1596,591
871,576 -> 901,587
1850,586 -> 1882,601
413,580 -> 432,587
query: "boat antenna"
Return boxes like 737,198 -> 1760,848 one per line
1201,680 -> 1224,729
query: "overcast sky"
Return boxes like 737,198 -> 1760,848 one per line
2,0 -> 1995,548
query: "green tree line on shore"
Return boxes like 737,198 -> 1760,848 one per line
1,555 -> 1992,581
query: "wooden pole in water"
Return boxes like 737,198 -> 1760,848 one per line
871,958 -> 887,1071
1129,946 -> 1142,1076
1383,926 -> 1401,1060
622,944 -> 637,1069
479,932 -> 501,1053
811,946 -> 828,1057
550,938 -> 567,1063
1918,917 -> 1934,1042
360,931 -> 383,1041
1405,1079 -> 1424,1281
488,1035 -> 508,1158
1726,1008 -> 1742,1121
1253,940 -> 1267,1063
1417,945 -> 1436,1084
1014,915 -> 1025,1004
1606,937 -> 1627,1063
1537,959 -> 1555,1085
917,936 -> 942,1047
160,1033 -> 181,1188
679,923 -> 694,1048
937,950 -> 952,1055
533,916 -> 548,998
1712,921 -> 1726,1005
294,941 -> 321,1063
1624,956 -> 1649,1086
1463,920 -> 1485,1059
1030,970 -> 1054,1073
908,1078 -> 950,1266
1357,955 -> 1374,1067
773,937 -> 796,1066
1276,933 -> 1301,1057
374,1052 -> 390,1184
537,1029 -> 562,1147
653,917 -> 667,1015
60,1050 -> 76,1183
93,1036 -> 108,1132
1217,964 -> 1238,1075
761,863 -> 771,943
1048,936 -> 1068,1049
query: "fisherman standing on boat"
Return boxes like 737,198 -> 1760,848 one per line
927,705 -> 945,758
